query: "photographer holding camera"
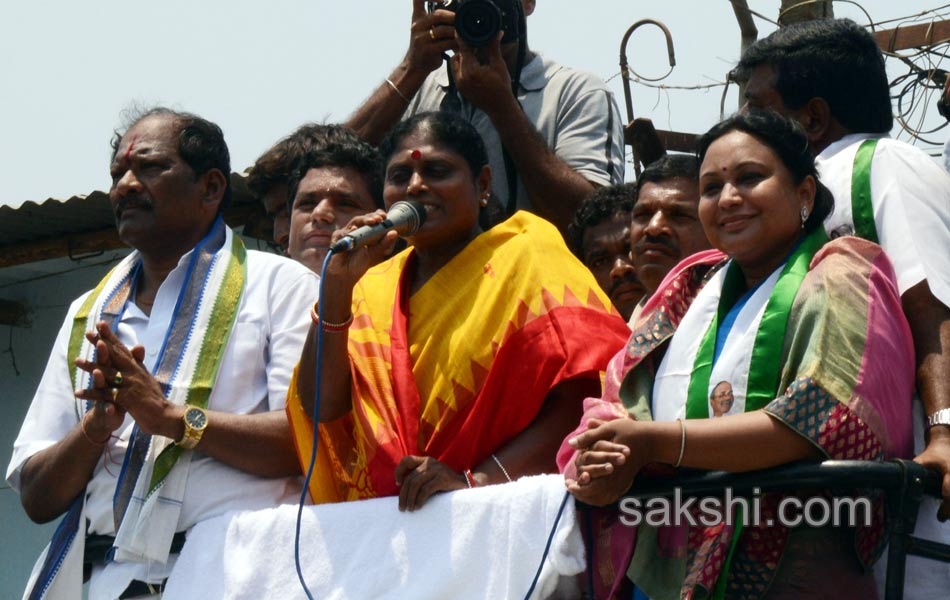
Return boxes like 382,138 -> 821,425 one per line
346,0 -> 625,235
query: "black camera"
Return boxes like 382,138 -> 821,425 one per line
429,0 -> 521,47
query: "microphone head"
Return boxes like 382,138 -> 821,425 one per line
387,200 -> 427,236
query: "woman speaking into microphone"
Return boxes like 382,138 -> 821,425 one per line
287,111 -> 629,509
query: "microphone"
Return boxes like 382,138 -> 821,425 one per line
329,200 -> 427,253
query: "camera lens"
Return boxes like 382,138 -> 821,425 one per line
455,0 -> 503,47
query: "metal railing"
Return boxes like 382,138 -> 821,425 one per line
593,459 -> 948,600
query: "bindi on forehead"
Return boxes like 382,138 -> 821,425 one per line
410,149 -> 422,161
123,136 -> 139,160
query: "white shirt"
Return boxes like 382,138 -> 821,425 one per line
818,135 -> 950,598
6,242 -> 319,595
816,133 -> 950,307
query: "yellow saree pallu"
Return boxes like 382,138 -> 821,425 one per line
288,212 -> 630,503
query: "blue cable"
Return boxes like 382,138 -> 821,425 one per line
585,506 -> 595,598
523,489 -> 571,600
294,250 -> 335,600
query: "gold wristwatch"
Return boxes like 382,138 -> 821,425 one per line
177,405 -> 208,449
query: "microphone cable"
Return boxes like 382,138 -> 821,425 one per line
522,489 -> 571,600
294,249 -> 336,600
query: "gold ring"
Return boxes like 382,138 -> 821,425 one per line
111,388 -> 119,402
114,370 -> 123,387
429,27 -> 436,40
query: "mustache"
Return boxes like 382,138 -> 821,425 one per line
609,274 -> 644,297
115,195 -> 154,216
633,234 -> 678,255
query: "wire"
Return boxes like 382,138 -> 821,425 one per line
720,75 -> 735,120
294,249 -> 335,600
3,326 -> 20,376
522,490 -> 571,600
725,0 -> 779,26
873,4 -> 950,28
627,76 -> 726,92
888,36 -> 950,146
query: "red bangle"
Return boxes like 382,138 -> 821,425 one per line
310,302 -> 353,333
463,469 -> 477,488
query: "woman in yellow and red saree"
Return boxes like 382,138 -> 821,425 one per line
287,111 -> 630,506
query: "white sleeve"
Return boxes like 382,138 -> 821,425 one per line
5,294 -> 89,492
871,141 -> 950,307
264,262 -> 320,411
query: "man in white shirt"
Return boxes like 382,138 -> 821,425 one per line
6,108 -> 318,599
346,0 -> 625,236
736,18 -> 950,598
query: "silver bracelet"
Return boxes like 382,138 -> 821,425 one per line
673,418 -> 686,468
491,454 -> 512,482
927,408 -> 950,429
385,78 -> 410,105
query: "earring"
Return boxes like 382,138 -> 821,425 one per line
800,206 -> 809,229
480,196 -> 488,207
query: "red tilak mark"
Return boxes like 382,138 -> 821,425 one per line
123,137 -> 138,160
410,149 -> 422,161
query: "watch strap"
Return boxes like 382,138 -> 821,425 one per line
926,408 -> 950,429
178,406 -> 207,449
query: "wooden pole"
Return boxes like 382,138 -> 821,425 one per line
875,20 -> 950,52
778,0 -> 833,26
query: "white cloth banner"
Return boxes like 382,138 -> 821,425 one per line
164,474 -> 584,599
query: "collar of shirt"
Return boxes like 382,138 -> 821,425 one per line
125,244 -> 200,371
818,132 -> 889,162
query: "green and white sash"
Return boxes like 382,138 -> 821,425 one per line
648,227 -> 827,598
651,227 -> 827,422
850,139 -> 880,243
824,137 -> 880,243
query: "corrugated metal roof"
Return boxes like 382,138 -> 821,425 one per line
0,174 -> 270,265
0,192 -> 115,246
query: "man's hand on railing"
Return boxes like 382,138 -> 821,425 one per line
913,432 -> 950,521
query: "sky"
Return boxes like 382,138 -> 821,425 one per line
2,1 -> 947,208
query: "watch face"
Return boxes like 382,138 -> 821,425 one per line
186,408 -> 207,429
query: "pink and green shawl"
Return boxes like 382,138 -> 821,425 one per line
558,237 -> 914,600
